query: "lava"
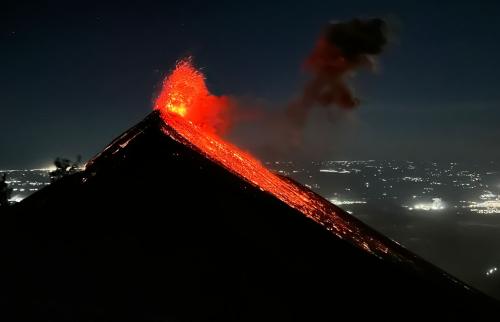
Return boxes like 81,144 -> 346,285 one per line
159,112 -> 397,257
154,60 -> 397,258
155,58 -> 231,134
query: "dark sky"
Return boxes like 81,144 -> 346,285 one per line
1,0 -> 499,168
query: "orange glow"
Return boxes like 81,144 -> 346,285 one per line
155,58 -> 231,134
158,115 -> 395,259
155,59 -> 404,261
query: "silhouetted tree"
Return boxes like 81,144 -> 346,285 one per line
0,173 -> 13,207
49,155 -> 83,182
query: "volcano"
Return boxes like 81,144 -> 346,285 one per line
2,109 -> 499,321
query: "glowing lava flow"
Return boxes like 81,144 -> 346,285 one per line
154,59 -> 400,259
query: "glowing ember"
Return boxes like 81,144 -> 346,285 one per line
155,58 -> 231,134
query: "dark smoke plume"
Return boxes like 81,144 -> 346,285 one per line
287,18 -> 388,130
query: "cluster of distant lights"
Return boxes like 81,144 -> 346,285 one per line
329,198 -> 367,206
401,176 -> 423,182
9,195 -> 25,203
458,190 -> 500,215
392,194 -> 500,215
320,169 -> 351,174
311,161 -> 500,216
408,198 -> 446,212
2,169 -> 52,203
468,199 -> 500,215
4,161 -> 500,217
293,160 -> 500,217
486,267 -> 498,277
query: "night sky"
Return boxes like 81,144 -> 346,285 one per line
2,1 -> 499,168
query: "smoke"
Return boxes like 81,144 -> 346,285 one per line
228,18 -> 389,161
287,18 -> 388,131
158,18 -> 390,160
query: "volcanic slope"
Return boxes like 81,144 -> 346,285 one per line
2,111 -> 498,321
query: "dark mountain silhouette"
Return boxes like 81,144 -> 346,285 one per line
1,111 -> 498,321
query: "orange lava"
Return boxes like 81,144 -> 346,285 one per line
155,59 -> 407,260
155,58 -> 231,134
159,112 -> 395,257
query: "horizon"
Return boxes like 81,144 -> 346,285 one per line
1,158 -> 499,171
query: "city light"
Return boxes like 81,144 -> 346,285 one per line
319,169 -> 351,174
329,198 -> 367,205
469,199 -> 500,215
9,195 -> 24,203
486,267 -> 498,277
411,198 -> 446,211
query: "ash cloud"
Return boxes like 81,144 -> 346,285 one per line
287,18 -> 388,130
229,18 -> 389,161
